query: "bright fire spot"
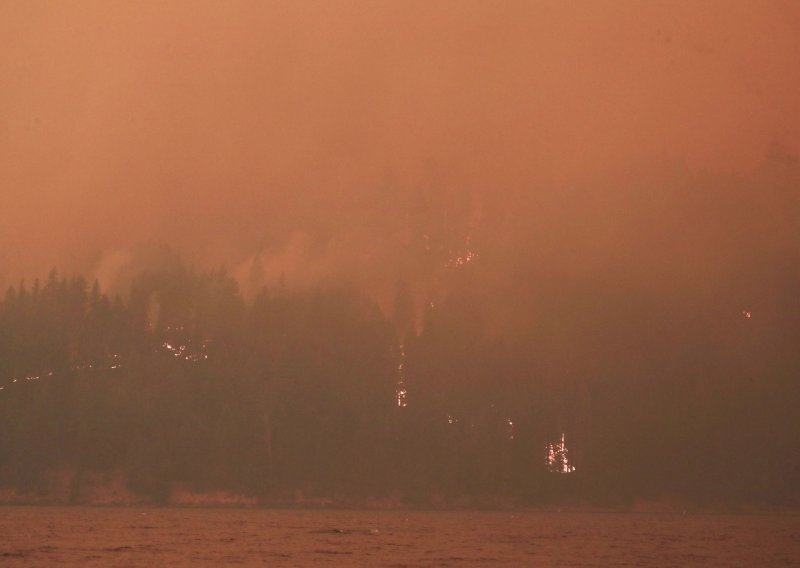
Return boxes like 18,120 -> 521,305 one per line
1,330 -> 212,392
396,386 -> 408,407
446,250 -> 478,267
160,338 -> 209,362
395,343 -> 409,407
505,418 -> 515,440
545,432 -> 576,474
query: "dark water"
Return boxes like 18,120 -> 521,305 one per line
1,507 -> 797,566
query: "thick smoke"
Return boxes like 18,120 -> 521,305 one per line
1,1 -> 798,296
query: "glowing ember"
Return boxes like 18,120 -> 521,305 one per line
545,432 -> 576,473
1,329 -> 208,394
395,344 -> 409,407
505,418 -> 515,440
446,250 -> 478,267
159,338 -> 209,362
396,386 -> 408,408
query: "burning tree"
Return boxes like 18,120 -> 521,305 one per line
545,432 -> 576,474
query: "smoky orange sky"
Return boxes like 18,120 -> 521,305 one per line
1,0 -> 799,295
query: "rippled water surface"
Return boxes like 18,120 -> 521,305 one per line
1,507 -> 797,566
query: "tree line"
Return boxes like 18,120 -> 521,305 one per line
0,247 -> 796,509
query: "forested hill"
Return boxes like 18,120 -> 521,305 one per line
1,256 -> 797,509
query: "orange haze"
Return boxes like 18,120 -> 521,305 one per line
1,1 -> 799,295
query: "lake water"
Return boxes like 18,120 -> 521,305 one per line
1,507 -> 797,566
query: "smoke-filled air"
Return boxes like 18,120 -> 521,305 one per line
0,1 -> 798,509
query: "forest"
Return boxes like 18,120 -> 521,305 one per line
1,159 -> 799,509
